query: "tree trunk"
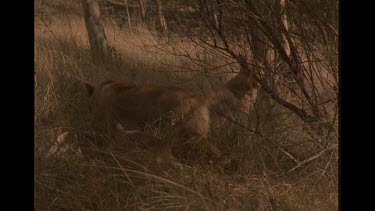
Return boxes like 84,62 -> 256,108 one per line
155,0 -> 167,32
81,0 -> 110,63
124,0 -> 131,27
215,0 -> 223,33
242,9 -> 270,115
139,0 -> 146,21
276,0 -> 295,99
279,0 -> 290,57
243,0 -> 274,128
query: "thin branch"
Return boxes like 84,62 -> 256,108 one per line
288,145 -> 337,173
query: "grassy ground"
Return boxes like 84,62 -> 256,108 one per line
35,1 -> 338,210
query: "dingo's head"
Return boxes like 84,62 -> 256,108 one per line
84,80 -> 120,131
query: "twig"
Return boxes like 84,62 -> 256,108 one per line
263,136 -> 299,164
288,145 -> 337,173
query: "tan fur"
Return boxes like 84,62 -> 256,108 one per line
85,80 -> 236,163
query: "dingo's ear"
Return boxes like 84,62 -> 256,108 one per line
85,83 -> 95,97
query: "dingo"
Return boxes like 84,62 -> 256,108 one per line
85,80 -> 236,163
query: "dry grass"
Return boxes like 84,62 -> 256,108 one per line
35,1 -> 338,210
